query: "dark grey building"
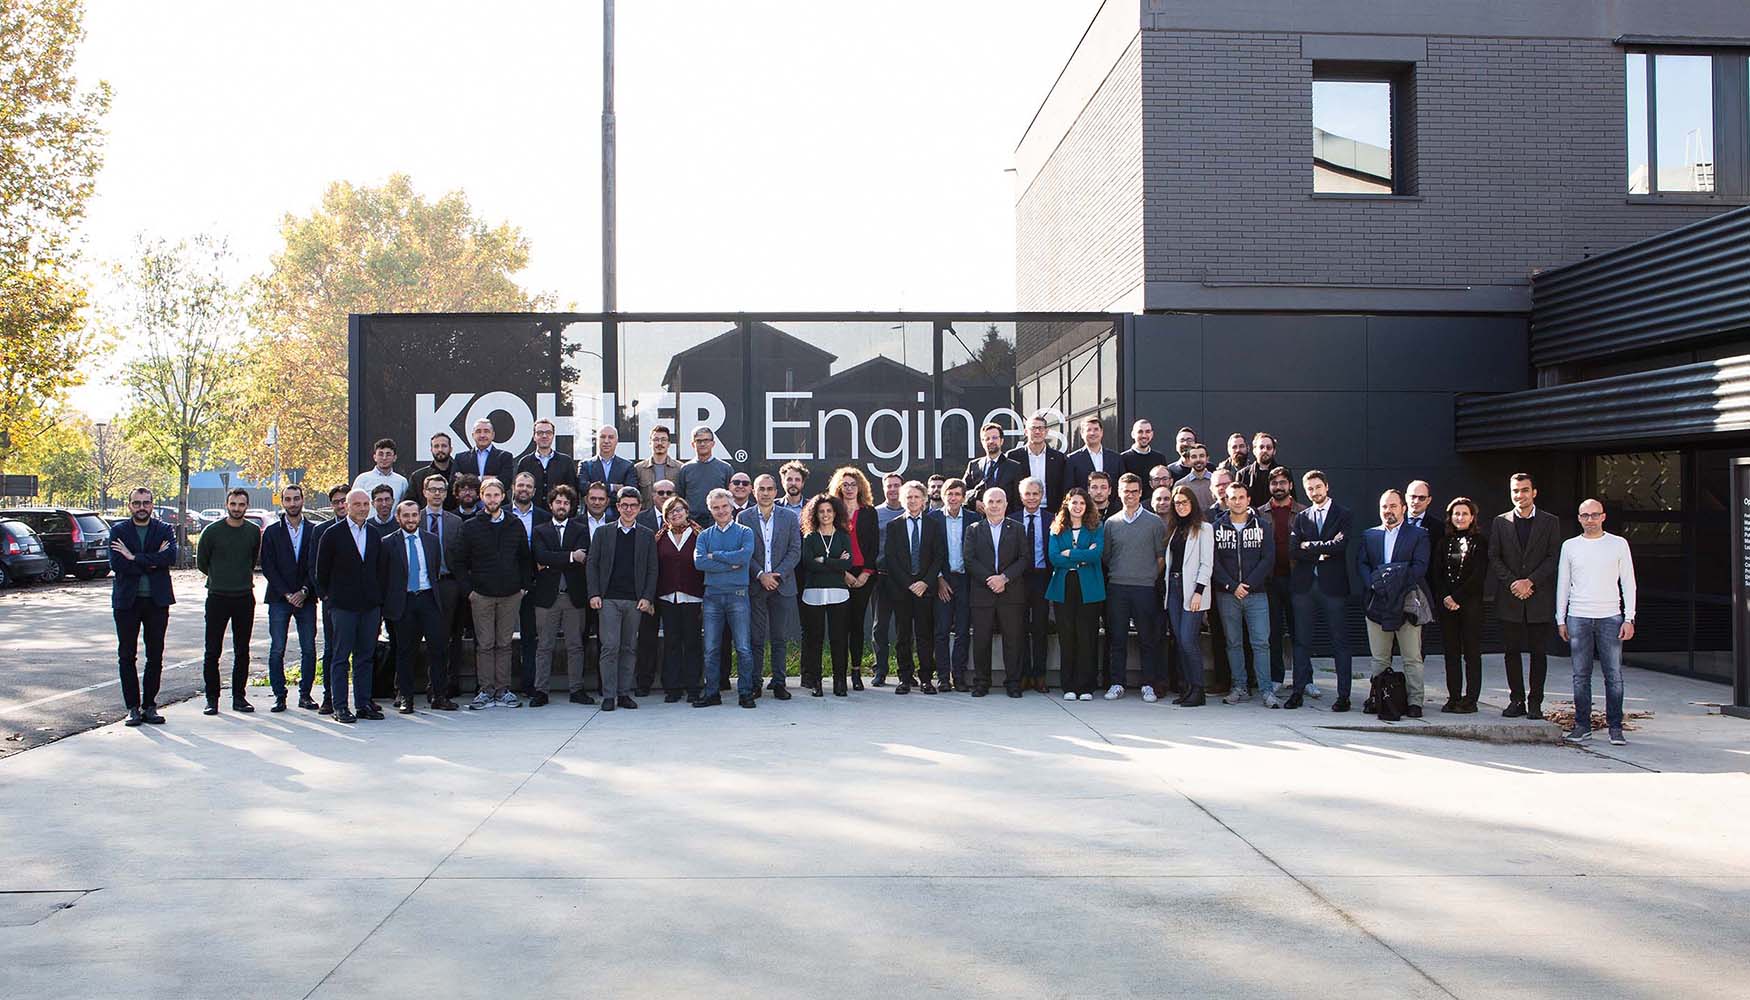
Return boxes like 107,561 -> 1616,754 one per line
1014,0 -> 1750,678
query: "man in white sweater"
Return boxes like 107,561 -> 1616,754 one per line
1555,498 -> 1636,746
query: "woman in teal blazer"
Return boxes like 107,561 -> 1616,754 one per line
1047,488 -> 1105,700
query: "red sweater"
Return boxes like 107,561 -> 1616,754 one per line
656,530 -> 705,598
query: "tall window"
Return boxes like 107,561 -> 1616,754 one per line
1625,50 -> 1750,199
1312,65 -> 1414,195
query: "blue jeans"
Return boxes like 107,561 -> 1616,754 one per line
1566,614 -> 1625,731
267,600 -> 318,700
1165,576 -> 1206,688
934,571 -> 972,686
703,590 -> 755,696
1291,588 -> 1353,700
1216,591 -> 1270,692
1106,584 -> 1162,688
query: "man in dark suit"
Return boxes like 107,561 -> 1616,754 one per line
516,418 -> 578,509
262,484 -> 319,712
1012,476 -> 1054,692
880,480 -> 946,694
507,472 -> 553,696
1006,411 -> 1068,513
308,484 -> 351,713
1488,472 -> 1561,719
382,500 -> 454,713
415,474 -> 466,703
740,475 -> 802,698
316,489 -> 389,724
1404,480 -> 1445,592
1356,490 -> 1432,716
109,486 -> 177,726
966,486 -> 1029,698
1065,414 -> 1125,493
930,478 -> 979,691
579,424 -> 638,491
963,421 -> 1024,510
460,417 -> 516,482
1288,470 -> 1356,710
531,484 -> 592,706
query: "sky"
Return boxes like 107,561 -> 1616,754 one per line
72,0 -> 1104,334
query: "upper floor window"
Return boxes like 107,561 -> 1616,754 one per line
1625,49 -> 1749,199
1312,64 -> 1415,196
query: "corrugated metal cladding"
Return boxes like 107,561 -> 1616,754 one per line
1455,353 -> 1750,451
1530,205 -> 1750,366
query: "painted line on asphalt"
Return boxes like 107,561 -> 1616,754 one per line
0,657 -> 198,717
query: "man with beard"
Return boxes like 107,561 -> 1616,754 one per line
963,421 -> 1023,510
412,431 -> 461,512
777,461 -> 810,515
1174,443 -> 1215,510
634,424 -> 686,504
507,471 -> 552,697
1260,467 -> 1307,700
1087,471 -> 1119,520
1165,427 -> 1197,481
1216,432 -> 1251,481
1121,419 -> 1162,480
1239,432 -> 1290,502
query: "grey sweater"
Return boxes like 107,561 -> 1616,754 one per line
1102,508 -> 1165,587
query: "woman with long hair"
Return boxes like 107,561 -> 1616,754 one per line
1434,496 -> 1488,713
827,466 -> 878,690
1047,487 -> 1105,700
654,496 -> 706,702
799,492 -> 855,696
1163,485 -> 1214,706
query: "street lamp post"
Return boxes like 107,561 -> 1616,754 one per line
93,422 -> 111,513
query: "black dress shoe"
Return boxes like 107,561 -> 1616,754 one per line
811,684 -> 825,698
1456,700 -> 1477,714
853,674 -> 866,691
298,695 -> 320,711
1406,705 -> 1423,718
1440,700 -> 1459,713
141,705 -> 165,725
894,681 -> 912,695
971,687 -> 988,698
1525,703 -> 1543,720
738,694 -> 757,709
430,698 -> 456,711
360,705 -> 385,720
232,698 -> 255,713
125,708 -> 143,727
617,695 -> 638,709
1180,686 -> 1206,707
318,698 -> 333,715
270,697 -> 287,713
397,698 -> 415,714
203,702 -> 218,716
634,687 -> 651,698
921,681 -> 938,695
569,691 -> 597,705
600,700 -> 616,712
954,682 -> 971,693
692,693 -> 722,708
871,672 -> 887,688
1502,701 -> 1526,718
1330,698 -> 1351,713
1283,692 -> 1304,710
529,691 -> 549,707
1006,686 -> 1023,698
832,680 -> 847,697
665,691 -> 686,703
772,686 -> 792,701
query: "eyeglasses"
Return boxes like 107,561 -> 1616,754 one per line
732,481 -> 751,487
1577,512 -> 1605,519
655,489 -> 674,496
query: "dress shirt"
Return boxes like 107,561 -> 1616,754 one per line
907,514 -> 924,572
284,518 -> 305,561
943,508 -> 967,573
1023,509 -> 1046,569
348,518 -> 369,559
550,519 -> 571,590
510,503 -> 536,540
757,508 -> 776,573
985,518 -> 1005,561
1381,523 -> 1401,564
424,507 -> 450,573
1025,447 -> 1047,488
401,530 -> 430,591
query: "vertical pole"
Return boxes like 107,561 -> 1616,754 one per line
602,0 -> 617,316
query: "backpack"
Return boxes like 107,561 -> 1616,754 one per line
1370,668 -> 1408,721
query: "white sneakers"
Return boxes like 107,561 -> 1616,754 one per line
1140,686 -> 1158,703
1104,685 -> 1125,701
468,691 -> 493,711
1261,690 -> 1281,709
1222,687 -> 1249,705
1063,691 -> 1078,702
1077,693 -> 1093,702
1304,681 -> 1324,699
497,691 -> 520,708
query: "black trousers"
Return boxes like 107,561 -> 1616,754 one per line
392,590 -> 448,702
844,581 -> 875,677
800,599 -> 851,687
1441,603 -> 1484,704
1020,568 -> 1050,682
1500,618 -> 1551,705
633,611 -> 662,692
435,577 -> 464,697
1055,574 -> 1102,695
115,597 -> 169,710
517,591 -> 538,693
1155,579 -> 1178,691
203,592 -> 255,703
891,587 -> 937,684
658,600 -> 703,696
1265,574 -> 1295,687
973,601 -> 1024,692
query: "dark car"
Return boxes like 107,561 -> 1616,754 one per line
0,519 -> 55,588
0,507 -> 113,581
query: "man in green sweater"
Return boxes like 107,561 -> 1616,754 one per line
197,488 -> 262,715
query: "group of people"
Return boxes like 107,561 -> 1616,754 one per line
106,414 -> 1639,744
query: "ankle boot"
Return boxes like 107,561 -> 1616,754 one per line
1180,685 -> 1206,707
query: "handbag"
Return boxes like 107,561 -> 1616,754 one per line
1369,667 -> 1408,721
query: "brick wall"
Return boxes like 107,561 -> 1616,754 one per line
1142,30 -> 1730,295
1014,32 -> 1144,322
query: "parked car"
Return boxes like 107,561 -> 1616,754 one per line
155,506 -> 203,533
0,507 -> 113,580
198,508 -> 225,525
0,519 -> 56,588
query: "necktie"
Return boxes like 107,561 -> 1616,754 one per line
1027,513 -> 1038,568
405,534 -> 420,592
909,517 -> 920,574
1316,507 -> 1325,533
555,523 -> 567,591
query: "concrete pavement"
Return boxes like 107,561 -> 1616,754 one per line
1,658 -> 1746,999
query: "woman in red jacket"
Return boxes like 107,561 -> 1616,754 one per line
828,466 -> 879,690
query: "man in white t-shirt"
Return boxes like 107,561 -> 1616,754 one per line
352,437 -> 410,505
1555,498 -> 1637,746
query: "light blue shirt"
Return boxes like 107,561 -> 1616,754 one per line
348,518 -> 369,559
510,503 -> 536,540
943,509 -> 966,573
1382,523 -> 1401,564
1023,508 -> 1047,569
284,518 -> 304,561
986,518 -> 1005,558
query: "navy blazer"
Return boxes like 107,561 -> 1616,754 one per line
1004,444 -> 1069,511
381,528 -> 444,620
1356,521 -> 1430,593
516,450 -> 578,505
962,454 -> 1024,507
579,454 -> 637,490
260,516 -> 317,604
1289,502 -> 1354,597
1064,446 -> 1124,494
315,518 -> 388,612
460,445 -> 516,484
108,517 -> 178,609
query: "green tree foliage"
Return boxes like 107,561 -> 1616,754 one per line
232,174 -> 554,492
116,235 -> 247,550
0,0 -> 110,475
